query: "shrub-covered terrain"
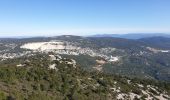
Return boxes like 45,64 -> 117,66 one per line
0,54 -> 169,100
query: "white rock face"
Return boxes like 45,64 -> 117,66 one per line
20,41 -> 77,51
129,93 -> 141,100
40,42 -> 65,50
49,64 -> 57,70
21,42 -> 46,50
146,47 -> 169,53
108,56 -> 119,62
49,55 -> 56,61
17,64 -> 25,67
117,93 -> 127,100
161,50 -> 169,53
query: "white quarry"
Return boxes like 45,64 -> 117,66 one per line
20,41 -> 78,51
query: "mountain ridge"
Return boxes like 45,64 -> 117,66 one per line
91,33 -> 170,39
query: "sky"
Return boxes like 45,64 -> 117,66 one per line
0,0 -> 170,37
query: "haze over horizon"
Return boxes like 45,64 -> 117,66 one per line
0,0 -> 170,37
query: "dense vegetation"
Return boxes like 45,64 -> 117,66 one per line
0,54 -> 170,100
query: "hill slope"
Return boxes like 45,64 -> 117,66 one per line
139,36 -> 170,49
0,35 -> 170,81
0,54 -> 169,100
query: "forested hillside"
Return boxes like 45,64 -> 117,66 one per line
0,54 -> 169,100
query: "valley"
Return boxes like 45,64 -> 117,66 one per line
0,35 -> 170,99
0,35 -> 170,81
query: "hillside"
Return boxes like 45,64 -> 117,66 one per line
0,35 -> 170,82
0,54 -> 169,100
139,37 -> 170,49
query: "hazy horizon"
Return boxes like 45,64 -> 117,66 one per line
0,33 -> 170,38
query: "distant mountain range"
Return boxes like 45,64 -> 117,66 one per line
92,33 -> 170,39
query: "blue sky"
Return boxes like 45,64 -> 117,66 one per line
0,0 -> 170,37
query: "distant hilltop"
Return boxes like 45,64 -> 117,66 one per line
1,33 -> 170,39
91,33 -> 170,39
